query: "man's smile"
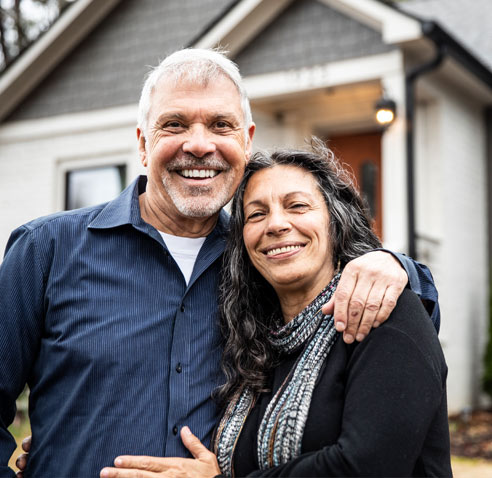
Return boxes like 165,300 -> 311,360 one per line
178,169 -> 220,179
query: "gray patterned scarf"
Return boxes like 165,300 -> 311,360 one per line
214,274 -> 340,475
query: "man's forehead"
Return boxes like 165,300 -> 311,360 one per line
149,73 -> 244,117
154,70 -> 237,94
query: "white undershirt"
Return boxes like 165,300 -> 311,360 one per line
159,231 -> 206,285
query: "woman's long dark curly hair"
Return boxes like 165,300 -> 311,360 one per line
215,139 -> 382,406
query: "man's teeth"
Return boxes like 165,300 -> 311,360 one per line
267,245 -> 302,256
180,169 -> 218,178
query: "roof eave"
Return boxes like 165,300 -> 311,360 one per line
0,0 -> 121,123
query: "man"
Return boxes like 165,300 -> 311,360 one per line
1,49 -> 437,478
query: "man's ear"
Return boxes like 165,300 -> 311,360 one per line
245,122 -> 256,162
136,128 -> 147,167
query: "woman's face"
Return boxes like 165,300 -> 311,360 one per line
242,165 -> 334,297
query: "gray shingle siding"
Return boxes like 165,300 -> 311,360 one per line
9,0 -> 235,121
234,0 -> 394,77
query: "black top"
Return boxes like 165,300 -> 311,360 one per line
232,290 -> 452,477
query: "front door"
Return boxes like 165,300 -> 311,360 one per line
328,132 -> 383,239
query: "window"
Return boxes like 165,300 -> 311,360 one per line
65,165 -> 126,210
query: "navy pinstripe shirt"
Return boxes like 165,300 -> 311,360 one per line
0,176 -> 227,477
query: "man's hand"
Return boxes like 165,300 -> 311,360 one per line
100,426 -> 220,478
15,435 -> 31,478
323,251 -> 407,343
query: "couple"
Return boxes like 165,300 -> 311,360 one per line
3,48 -> 448,477
97,146 -> 451,477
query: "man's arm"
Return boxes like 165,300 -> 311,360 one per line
323,250 -> 439,343
0,226 -> 44,477
390,251 -> 440,331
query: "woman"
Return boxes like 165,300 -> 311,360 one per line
101,142 -> 451,477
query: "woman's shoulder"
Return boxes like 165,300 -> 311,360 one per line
352,289 -> 447,383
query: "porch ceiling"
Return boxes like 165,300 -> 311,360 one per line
251,81 -> 383,134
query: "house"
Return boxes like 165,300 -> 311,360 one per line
0,0 -> 491,414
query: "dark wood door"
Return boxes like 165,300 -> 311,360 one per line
328,132 -> 383,239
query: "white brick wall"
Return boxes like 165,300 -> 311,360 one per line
415,78 -> 488,413
0,105 -> 141,253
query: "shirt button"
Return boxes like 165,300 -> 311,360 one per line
173,426 -> 178,435
180,304 -> 185,312
176,363 -> 182,373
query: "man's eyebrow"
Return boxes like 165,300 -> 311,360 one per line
155,112 -> 186,123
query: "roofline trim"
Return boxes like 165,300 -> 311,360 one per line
192,0 -> 293,56
319,0 -> 422,43
421,20 -> 492,90
0,0 -> 121,123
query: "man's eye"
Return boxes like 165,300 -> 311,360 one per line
290,203 -> 308,209
165,121 -> 182,128
214,121 -> 230,129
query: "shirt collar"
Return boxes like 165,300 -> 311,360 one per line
88,175 -> 230,239
88,176 -> 146,230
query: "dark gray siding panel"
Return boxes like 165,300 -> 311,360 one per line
234,0 -> 394,76
9,0 -> 235,121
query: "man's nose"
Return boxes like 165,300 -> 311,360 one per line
182,126 -> 217,158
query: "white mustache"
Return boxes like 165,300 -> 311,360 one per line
167,154 -> 230,171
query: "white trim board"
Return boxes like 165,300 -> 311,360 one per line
0,104 -> 138,144
319,0 -> 422,44
244,51 -> 404,101
193,0 -> 293,55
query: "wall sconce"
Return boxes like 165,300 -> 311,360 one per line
375,97 -> 397,126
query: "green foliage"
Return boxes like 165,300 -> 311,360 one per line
483,275 -> 492,397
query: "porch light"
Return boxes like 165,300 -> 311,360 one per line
375,97 -> 397,126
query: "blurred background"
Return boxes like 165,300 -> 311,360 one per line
1,0 -> 492,475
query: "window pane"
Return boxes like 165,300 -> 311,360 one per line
65,165 -> 126,210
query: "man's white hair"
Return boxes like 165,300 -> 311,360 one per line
137,48 -> 252,139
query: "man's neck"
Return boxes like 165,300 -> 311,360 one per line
139,192 -> 219,237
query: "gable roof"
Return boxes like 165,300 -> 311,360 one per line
0,0 -> 121,123
1,0 -> 491,124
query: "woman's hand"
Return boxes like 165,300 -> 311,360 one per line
100,427 -> 221,478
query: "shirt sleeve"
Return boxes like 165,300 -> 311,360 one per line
0,226 -> 45,477
245,292 -> 448,477
378,249 -> 440,332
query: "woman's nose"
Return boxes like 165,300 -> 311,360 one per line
266,209 -> 291,235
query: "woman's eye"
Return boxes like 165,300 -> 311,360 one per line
290,203 -> 308,210
246,211 -> 265,221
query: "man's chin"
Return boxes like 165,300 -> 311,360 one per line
174,199 -> 226,218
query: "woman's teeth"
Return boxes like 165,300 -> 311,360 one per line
267,245 -> 302,256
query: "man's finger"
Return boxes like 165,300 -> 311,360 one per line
374,286 -> 400,324
332,269 -> 358,334
343,279 -> 372,344
354,284 -> 386,341
321,297 -> 334,317
21,436 -> 31,453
